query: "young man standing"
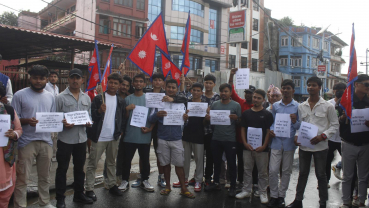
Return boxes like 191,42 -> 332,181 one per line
268,79 -> 300,207
54,69 -> 93,208
338,75 -> 369,208
118,74 -> 154,192
204,83 -> 241,197
85,73 -> 126,200
149,79 -> 195,199
12,65 -> 56,208
287,77 -> 339,208
44,70 -> 59,97
236,89 -> 273,204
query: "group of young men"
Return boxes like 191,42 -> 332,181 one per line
4,63 -> 369,208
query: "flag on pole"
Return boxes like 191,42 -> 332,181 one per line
127,13 -> 169,77
161,52 -> 181,86
101,45 -> 114,92
340,24 -> 358,119
86,40 -> 101,92
180,12 -> 191,76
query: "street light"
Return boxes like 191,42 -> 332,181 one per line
360,48 -> 369,75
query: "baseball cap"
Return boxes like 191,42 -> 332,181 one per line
69,68 -> 83,77
244,85 -> 256,93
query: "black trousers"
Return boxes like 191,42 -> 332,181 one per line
121,142 -> 151,181
55,140 -> 86,200
236,143 -> 244,183
212,140 -> 237,187
326,140 -> 342,182
204,133 -> 214,180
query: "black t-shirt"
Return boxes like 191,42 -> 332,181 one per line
241,108 -> 273,152
182,101 -> 205,144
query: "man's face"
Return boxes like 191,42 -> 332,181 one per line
30,75 -> 47,91
281,85 -> 295,99
220,87 -> 232,100
120,80 -> 130,94
68,75 -> 83,90
245,91 -> 253,102
165,83 -> 178,96
152,78 -> 163,89
192,87 -> 202,99
270,94 -> 282,104
252,93 -> 265,107
49,73 -> 58,84
107,79 -> 120,94
186,84 -> 191,91
133,77 -> 146,91
204,80 -> 215,91
355,80 -> 369,94
307,82 -> 321,96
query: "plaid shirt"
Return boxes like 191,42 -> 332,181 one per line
203,92 -> 220,135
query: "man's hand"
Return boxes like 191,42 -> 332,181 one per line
310,135 -> 323,145
294,136 -> 301,146
205,114 -> 210,121
229,114 -> 238,120
244,142 -> 254,151
183,110 -> 189,122
290,114 -> 297,124
340,113 -> 347,122
98,104 -> 106,114
157,111 -> 167,117
126,104 -> 136,111
255,146 -> 266,152
365,120 -> 369,128
230,68 -> 238,75
29,117 -> 38,127
269,130 -> 276,138
62,119 -> 74,129
141,127 -> 152,133
162,96 -> 174,102
5,129 -> 17,141
85,122 -> 92,127
0,96 -> 8,104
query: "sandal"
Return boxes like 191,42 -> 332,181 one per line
160,189 -> 171,195
180,191 -> 195,199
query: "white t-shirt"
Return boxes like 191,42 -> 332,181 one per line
328,98 -> 341,143
98,94 -> 117,142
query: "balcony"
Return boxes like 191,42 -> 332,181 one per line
331,54 -> 345,63
203,0 -> 233,8
42,12 -> 76,33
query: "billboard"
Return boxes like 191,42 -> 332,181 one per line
228,10 -> 247,43
317,65 -> 327,78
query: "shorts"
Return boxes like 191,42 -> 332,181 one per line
156,139 -> 184,167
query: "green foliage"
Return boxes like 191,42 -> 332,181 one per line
279,16 -> 294,27
0,11 -> 18,26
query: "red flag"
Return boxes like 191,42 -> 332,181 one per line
180,12 -> 191,76
161,52 -> 181,86
127,13 -> 169,77
340,24 -> 357,119
88,89 -> 97,101
86,40 -> 101,92
101,45 -> 114,92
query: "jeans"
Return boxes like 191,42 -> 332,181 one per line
212,140 -> 237,187
236,143 -> 244,183
204,133 -> 214,180
295,149 -> 328,205
121,142 -> 151,181
55,140 -> 86,200
326,140 -> 341,182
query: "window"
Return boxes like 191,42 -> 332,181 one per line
205,59 -> 219,72
99,15 -> 110,34
102,0 -> 109,2
323,41 -> 329,51
135,23 -> 145,38
190,56 -> 202,71
111,52 -> 126,69
293,76 -> 301,87
229,43 -> 236,47
241,57 -> 247,68
114,0 -> 132,7
290,57 -> 302,67
113,18 -> 131,37
241,42 -> 248,49
281,36 -> 288,46
252,38 -> 258,51
308,36 -> 311,47
229,55 -> 236,69
312,57 -> 318,68
209,8 -> 218,47
148,0 -> 161,21
292,37 -> 302,47
253,0 -> 259,11
279,57 -> 287,66
172,0 -> 204,17
313,38 -> 320,49
252,59 -> 258,71
191,29 -> 203,44
307,56 -> 310,67
170,26 -> 203,44
137,0 -> 145,10
172,55 -> 183,67
252,18 -> 258,31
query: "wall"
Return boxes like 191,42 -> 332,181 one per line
76,0 -> 96,40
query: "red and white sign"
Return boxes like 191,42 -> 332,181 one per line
317,65 -> 327,78
229,10 -> 246,28
220,45 -> 225,54
210,20 -> 215,29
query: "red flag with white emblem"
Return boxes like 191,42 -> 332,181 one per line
180,12 -> 191,76
127,13 -> 169,77
161,52 -> 181,86
86,40 -> 101,92
101,45 -> 114,92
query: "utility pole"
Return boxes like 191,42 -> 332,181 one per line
235,0 -> 241,70
366,48 -> 368,75
267,22 -> 273,70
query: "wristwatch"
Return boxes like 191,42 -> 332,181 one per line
321,133 -> 327,140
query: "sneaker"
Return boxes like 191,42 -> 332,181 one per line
194,182 -> 202,192
228,187 -> 236,198
225,182 -> 231,188
56,199 -> 66,208
332,165 -> 343,180
235,190 -> 251,199
254,185 -> 260,197
131,178 -> 142,188
236,182 -> 244,192
278,197 -> 286,208
157,174 -> 166,188
267,197 -> 278,207
260,192 -> 269,204
118,180 -> 129,192
204,182 -> 221,192
141,180 -> 154,192
188,178 -> 196,186
204,179 -> 212,187
352,197 -> 360,206
173,180 -> 188,187
109,185 -> 122,196
219,179 -> 226,185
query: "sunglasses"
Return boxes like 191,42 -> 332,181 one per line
359,82 -> 369,87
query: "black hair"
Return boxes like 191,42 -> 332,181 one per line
204,73 -> 216,83
0,81 -> 6,98
281,79 -> 295,89
49,70 -> 59,77
219,83 -> 232,92
355,74 -> 369,83
307,76 -> 322,87
152,72 -> 165,81
107,72 -> 123,83
333,82 -> 346,91
122,75 -> 132,85
191,82 -> 204,91
166,79 -> 178,87
133,73 -> 146,82
254,89 -> 266,98
28,65 -> 49,77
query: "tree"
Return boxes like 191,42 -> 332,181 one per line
279,16 -> 294,27
0,11 -> 18,26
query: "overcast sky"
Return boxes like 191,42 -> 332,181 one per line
1,0 -> 368,74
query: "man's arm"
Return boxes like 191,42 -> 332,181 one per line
91,95 -> 102,122
323,104 -> 340,139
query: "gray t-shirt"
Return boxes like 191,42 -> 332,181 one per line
211,100 -> 241,142
124,94 -> 152,144
11,87 -> 56,148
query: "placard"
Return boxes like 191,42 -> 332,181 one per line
247,127 -> 263,149
35,112 -> 63,133
187,102 -> 208,117
210,110 -> 231,125
351,109 -> 369,133
274,113 -> 291,138
235,68 -> 250,89
64,111 -> 92,125
130,106 -> 149,128
297,121 -> 318,149
160,102 -> 186,111
0,114 -> 10,147
145,93 -> 165,108
163,110 -> 185,125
